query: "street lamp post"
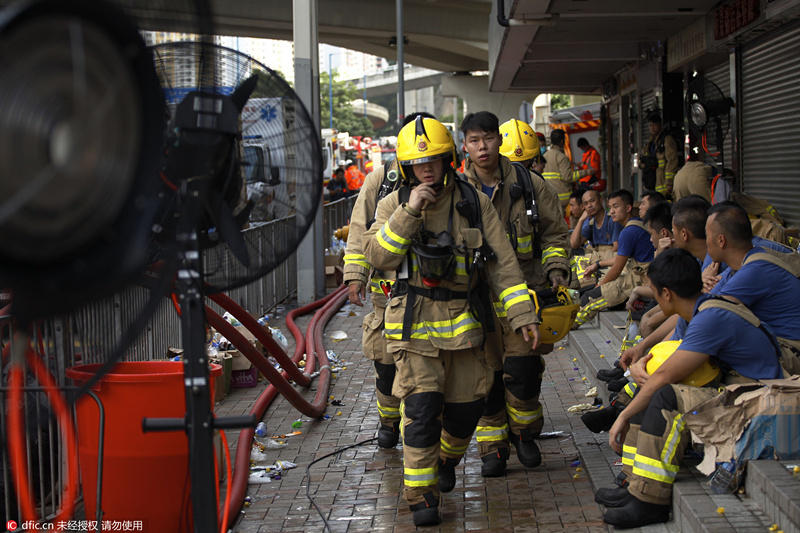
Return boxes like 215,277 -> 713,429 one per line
328,53 -> 334,129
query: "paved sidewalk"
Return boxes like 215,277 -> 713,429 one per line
216,297 -> 610,533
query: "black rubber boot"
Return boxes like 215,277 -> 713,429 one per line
607,376 -> 630,392
615,470 -> 628,487
594,486 -> 632,507
377,421 -> 400,449
597,366 -> 624,382
509,430 -> 541,468
480,447 -> 510,477
603,495 -> 670,528
410,493 -> 441,527
581,404 -> 620,433
438,457 -> 460,493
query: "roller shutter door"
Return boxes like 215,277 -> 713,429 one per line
741,24 -> 800,226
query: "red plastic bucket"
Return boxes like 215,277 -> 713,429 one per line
66,361 -> 221,532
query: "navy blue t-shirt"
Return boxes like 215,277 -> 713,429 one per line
580,213 -> 619,247
481,183 -> 495,199
614,218 -> 654,263
701,237 -> 792,277
678,295 -> 783,380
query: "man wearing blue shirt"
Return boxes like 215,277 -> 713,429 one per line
570,189 -> 620,253
599,249 -> 783,528
574,190 -> 655,328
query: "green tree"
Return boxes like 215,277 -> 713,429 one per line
551,94 -> 571,111
320,70 -> 374,137
250,68 -> 292,98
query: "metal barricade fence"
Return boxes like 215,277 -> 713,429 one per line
0,197 -> 355,523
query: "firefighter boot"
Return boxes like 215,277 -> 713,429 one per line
509,429 -> 541,468
603,495 -> 670,528
594,486 -> 632,507
480,446 -> 510,477
438,457 -> 460,493
410,492 -> 441,527
377,420 -> 400,449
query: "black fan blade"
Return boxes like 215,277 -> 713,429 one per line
207,195 -> 251,268
231,74 -> 258,112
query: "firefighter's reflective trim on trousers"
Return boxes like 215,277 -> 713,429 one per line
475,424 -> 509,443
575,298 -> 608,324
499,283 -> 531,312
377,400 -> 401,420
516,234 -> 533,254
440,438 -> 468,456
541,246 -> 567,264
377,221 -> 411,255
664,172 -> 675,182
572,170 -> 582,181
624,382 -> 638,399
655,184 -> 668,194
506,402 -> 543,425
661,414 -> 685,465
557,191 -> 571,202
572,255 -> 592,278
658,158 -> 666,168
384,311 -> 481,340
404,466 -> 438,488
622,444 -> 636,467
344,253 -> 370,269
542,172 -> 561,181
632,453 -> 680,484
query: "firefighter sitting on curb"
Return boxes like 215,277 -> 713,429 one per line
598,248 -> 783,528
574,189 -> 654,328
461,114 -> 570,477
344,112 -> 437,449
363,116 -> 540,527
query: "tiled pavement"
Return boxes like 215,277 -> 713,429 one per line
216,296 -> 611,533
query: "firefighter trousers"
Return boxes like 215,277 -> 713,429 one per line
362,308 -> 401,428
392,347 -> 493,506
575,263 -> 648,326
624,384 -> 720,505
475,320 -> 549,458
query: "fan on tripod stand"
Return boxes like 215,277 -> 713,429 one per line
686,71 -> 734,171
0,0 -> 322,531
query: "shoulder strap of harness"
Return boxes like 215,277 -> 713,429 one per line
367,162 -> 401,230
510,162 -> 540,224
625,219 -> 646,231
742,250 -> 800,278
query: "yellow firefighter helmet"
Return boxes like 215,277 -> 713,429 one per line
396,116 -> 456,181
529,287 -> 579,344
645,340 -> 720,387
499,119 -> 540,162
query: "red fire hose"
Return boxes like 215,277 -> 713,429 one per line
212,285 -> 349,530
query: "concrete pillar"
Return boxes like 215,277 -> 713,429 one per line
293,0 -> 325,302
441,74 -> 529,121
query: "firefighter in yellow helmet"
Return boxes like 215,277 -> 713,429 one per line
363,116 -> 540,527
499,118 -> 544,170
343,113 -> 435,450
596,248 -> 783,528
460,112 -> 571,478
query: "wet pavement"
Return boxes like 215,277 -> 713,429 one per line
216,297 -> 610,533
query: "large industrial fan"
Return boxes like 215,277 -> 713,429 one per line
686,71 -> 734,169
0,0 -> 322,531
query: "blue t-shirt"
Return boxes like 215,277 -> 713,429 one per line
481,183 -> 495,199
615,218 -> 655,263
678,295 -> 783,380
580,213 -> 619,246
702,237 -> 791,277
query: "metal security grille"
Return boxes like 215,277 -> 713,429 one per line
640,89 -> 658,150
704,61 -> 733,170
741,23 -> 800,226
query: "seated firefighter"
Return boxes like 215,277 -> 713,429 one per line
363,116 -> 539,527
598,248 -> 783,528
574,189 -> 655,328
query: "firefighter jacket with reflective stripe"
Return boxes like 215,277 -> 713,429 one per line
462,156 -> 569,291
541,146 -> 574,205
644,133 -> 679,194
673,160 -> 711,202
343,161 -> 398,308
363,178 -> 538,356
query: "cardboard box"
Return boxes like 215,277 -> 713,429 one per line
325,265 -> 343,289
229,348 -> 252,371
231,366 -> 258,388
209,351 -> 233,401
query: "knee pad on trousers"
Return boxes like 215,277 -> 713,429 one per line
403,392 -> 444,448
374,361 -> 396,396
503,356 -> 544,401
483,371 -> 505,416
640,385 -> 678,436
443,399 -> 484,439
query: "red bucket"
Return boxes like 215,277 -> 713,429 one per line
66,361 -> 221,532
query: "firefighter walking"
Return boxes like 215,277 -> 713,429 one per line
363,116 -> 540,527
462,115 -> 571,476
542,128 -> 577,208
